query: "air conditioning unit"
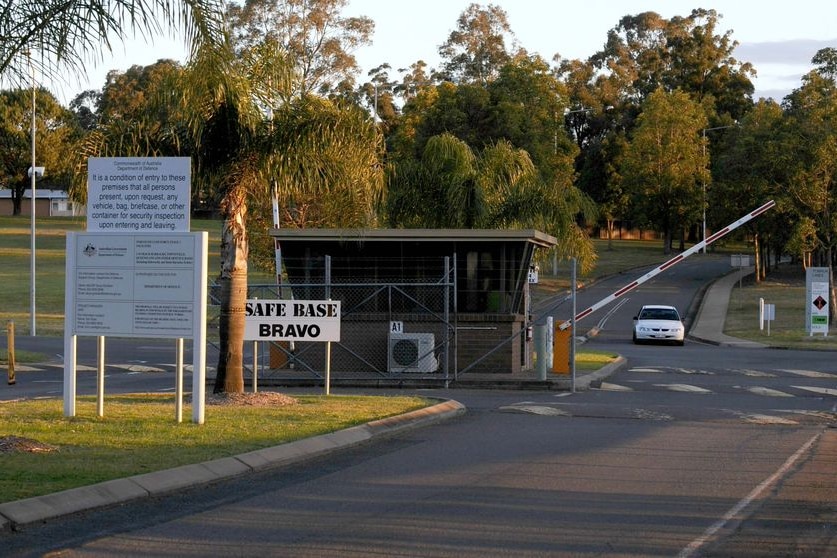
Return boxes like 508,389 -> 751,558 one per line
388,332 -> 438,373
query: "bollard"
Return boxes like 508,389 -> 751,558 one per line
6,321 -> 15,385
534,324 -> 547,381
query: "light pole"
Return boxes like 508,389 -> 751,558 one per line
701,124 -> 738,254
28,51 -> 37,336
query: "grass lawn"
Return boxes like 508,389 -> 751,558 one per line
0,393 -> 430,503
724,263 -> 837,350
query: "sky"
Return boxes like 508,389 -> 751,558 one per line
44,0 -> 837,105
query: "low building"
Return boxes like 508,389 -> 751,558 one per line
269,228 -> 557,379
0,189 -> 85,217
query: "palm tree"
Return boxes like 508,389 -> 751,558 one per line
0,1 -> 224,86
386,133 -> 598,271
181,43 -> 384,394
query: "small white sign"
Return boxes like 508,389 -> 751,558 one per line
731,254 -> 751,267
528,265 -> 539,284
87,157 -> 191,233
390,321 -> 404,334
244,300 -> 341,341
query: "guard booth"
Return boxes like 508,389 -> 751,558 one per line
269,228 -> 557,378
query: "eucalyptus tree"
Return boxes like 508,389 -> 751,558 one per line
438,3 -> 518,85
0,88 -> 78,213
780,63 -> 837,313
712,100 -> 789,280
589,9 -> 754,120
620,88 -> 708,254
225,0 -> 374,101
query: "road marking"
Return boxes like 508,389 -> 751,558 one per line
792,386 -> 837,397
781,410 -> 836,420
741,414 -> 799,425
781,369 -> 837,379
678,431 -> 821,558
735,369 -> 776,377
629,367 -> 663,373
111,364 -> 167,373
744,386 -> 794,397
632,409 -> 674,421
499,405 -> 570,416
654,383 -> 712,394
677,368 -> 714,375
597,382 -> 633,391
596,297 -> 630,329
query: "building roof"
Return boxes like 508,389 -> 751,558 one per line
0,189 -> 70,200
270,228 -> 558,248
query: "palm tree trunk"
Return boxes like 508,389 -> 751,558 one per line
213,192 -> 248,394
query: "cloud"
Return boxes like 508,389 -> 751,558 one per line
734,38 -> 837,65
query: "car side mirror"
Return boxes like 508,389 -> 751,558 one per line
633,316 -> 638,321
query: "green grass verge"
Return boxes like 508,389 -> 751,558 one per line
724,264 -> 837,350
575,349 -> 619,371
0,393 -> 430,503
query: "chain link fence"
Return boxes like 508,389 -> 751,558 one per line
207,253 -> 535,386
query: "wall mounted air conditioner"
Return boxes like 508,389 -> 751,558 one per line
388,332 -> 438,373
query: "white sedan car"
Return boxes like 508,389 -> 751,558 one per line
632,305 -> 685,345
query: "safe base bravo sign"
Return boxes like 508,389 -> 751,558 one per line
244,299 -> 340,341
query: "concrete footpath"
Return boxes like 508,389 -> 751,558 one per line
0,267 -> 755,529
687,266 -> 767,348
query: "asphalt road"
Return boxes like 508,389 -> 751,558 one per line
3,255 -> 837,556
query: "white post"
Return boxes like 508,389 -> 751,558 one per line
324,341 -> 331,396
253,341 -> 259,393
175,338 -> 184,423
63,233 -> 76,417
192,232 -> 208,424
570,258 -> 577,393
96,336 -> 105,417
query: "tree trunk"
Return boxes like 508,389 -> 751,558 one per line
213,190 -> 248,394
606,218 -> 615,250
753,233 -> 761,283
663,227 -> 672,255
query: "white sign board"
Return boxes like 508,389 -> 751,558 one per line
806,267 -> 829,335
67,233 -> 201,338
64,231 -> 208,423
528,265 -> 539,284
244,299 -> 341,341
87,157 -> 191,232
731,254 -> 751,267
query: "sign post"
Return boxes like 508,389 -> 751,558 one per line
64,157 -> 207,424
806,267 -> 829,336
244,299 -> 341,393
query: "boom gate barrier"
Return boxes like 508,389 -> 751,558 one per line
552,200 -> 776,373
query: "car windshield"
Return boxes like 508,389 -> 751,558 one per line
640,308 -> 679,321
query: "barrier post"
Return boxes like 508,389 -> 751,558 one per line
6,321 -> 15,385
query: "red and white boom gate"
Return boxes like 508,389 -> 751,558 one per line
558,199 -> 776,332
